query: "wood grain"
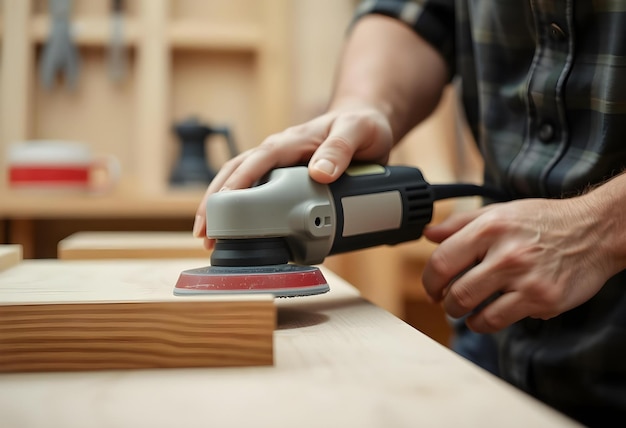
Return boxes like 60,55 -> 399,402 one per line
58,231 -> 210,260
0,254 -> 275,372
0,300 -> 274,372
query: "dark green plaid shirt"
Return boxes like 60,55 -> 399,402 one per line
356,1 -> 626,425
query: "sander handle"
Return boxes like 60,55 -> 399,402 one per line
327,165 -> 434,255
326,164 -> 509,256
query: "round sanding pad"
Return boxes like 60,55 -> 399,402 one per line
173,264 -> 329,297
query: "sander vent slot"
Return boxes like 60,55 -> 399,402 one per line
405,185 -> 433,224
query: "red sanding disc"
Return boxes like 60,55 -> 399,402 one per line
173,264 -> 329,297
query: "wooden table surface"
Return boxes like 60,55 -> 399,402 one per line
0,257 -> 580,428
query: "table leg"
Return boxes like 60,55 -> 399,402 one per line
8,219 -> 35,259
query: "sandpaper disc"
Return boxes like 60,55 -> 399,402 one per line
173,264 -> 329,297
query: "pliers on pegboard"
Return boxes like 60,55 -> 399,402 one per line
39,0 -> 80,89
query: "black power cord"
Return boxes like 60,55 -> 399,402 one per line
430,183 -> 510,202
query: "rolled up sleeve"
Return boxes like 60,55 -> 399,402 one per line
353,0 -> 456,78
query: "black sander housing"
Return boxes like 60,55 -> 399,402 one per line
173,164 -> 507,297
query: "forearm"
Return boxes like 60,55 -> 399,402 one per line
329,14 -> 449,143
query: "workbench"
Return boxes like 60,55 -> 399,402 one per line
0,186 -> 202,258
0,252 -> 580,427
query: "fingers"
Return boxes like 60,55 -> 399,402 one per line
217,138 -> 314,192
465,291 -> 530,333
423,206 -> 494,243
430,254 -> 535,333
202,236 -> 214,251
192,160 -> 242,241
423,197 -> 611,333
207,151 -> 249,193
192,152 -> 250,240
440,261 -> 501,319
434,258 -> 534,333
422,224 -> 490,302
422,209 -> 528,331
309,112 -> 392,183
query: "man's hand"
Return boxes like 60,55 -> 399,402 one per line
422,196 -> 616,333
192,104 -> 393,249
191,14 -> 448,249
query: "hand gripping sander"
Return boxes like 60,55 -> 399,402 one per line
173,164 -> 507,297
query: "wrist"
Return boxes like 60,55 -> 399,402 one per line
580,173 -> 626,275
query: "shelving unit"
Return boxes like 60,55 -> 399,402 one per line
0,0 -> 291,257
1,0 -> 290,196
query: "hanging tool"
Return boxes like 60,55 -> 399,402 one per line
174,164 -> 508,297
39,0 -> 80,89
108,0 -> 127,83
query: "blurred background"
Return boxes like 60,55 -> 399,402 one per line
0,0 -> 484,346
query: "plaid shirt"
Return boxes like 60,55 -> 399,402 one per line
355,0 -> 626,424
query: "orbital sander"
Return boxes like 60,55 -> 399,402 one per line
174,164 -> 507,297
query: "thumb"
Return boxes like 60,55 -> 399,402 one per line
308,112 -> 393,183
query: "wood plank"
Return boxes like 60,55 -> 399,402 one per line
0,244 -> 21,272
0,256 -> 274,372
58,231 -> 210,260
0,300 -> 273,372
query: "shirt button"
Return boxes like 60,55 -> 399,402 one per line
549,23 -> 567,41
538,122 -> 555,142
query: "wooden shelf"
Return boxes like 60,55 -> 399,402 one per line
29,15 -> 262,52
1,0 -> 291,206
168,21 -> 262,51
30,15 -> 139,47
0,0 -> 291,261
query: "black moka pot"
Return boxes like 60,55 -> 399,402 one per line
170,117 -> 238,186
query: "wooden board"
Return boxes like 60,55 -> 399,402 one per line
58,231 -> 210,260
0,247 -> 274,372
0,244 -> 22,271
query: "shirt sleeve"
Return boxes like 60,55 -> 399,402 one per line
352,0 -> 456,78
